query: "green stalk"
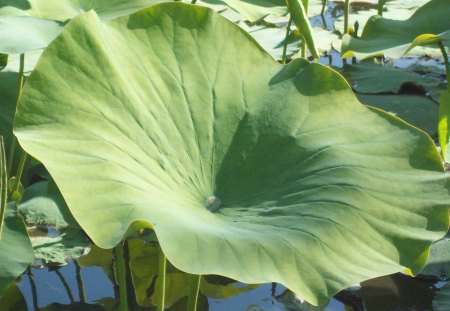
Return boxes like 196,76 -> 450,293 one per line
438,41 -> 450,93
156,247 -> 166,311
10,150 -> 27,196
344,0 -> 350,34
378,0 -> 384,16
6,54 -> 25,176
115,241 -> 129,311
187,275 -> 201,311
0,138 -> 7,238
282,17 -> 293,64
300,0 -> 308,59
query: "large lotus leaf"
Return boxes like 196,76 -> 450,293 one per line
341,0 -> 450,59
356,94 -> 438,136
13,3 -> 450,305
0,204 -> 34,297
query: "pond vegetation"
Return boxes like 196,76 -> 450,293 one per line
1,0 -> 450,310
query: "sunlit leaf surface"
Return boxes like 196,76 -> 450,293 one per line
14,3 -> 450,305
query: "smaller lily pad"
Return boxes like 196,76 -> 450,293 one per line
420,233 -> 450,279
356,94 -> 438,135
341,0 -> 450,59
29,228 -> 89,264
434,281 -> 450,311
342,63 -> 443,95
0,203 -> 34,297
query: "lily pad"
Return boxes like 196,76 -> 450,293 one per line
0,0 -> 165,54
199,0 -> 287,22
342,63 -> 443,95
434,281 -> 450,311
420,233 -> 450,279
0,204 -> 34,297
356,94 -> 438,136
29,228 -> 89,264
14,3 -> 450,305
19,180 -> 78,229
341,0 -> 450,59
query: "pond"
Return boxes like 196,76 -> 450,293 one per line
1,0 -> 449,310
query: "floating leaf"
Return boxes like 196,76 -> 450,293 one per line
14,3 -> 450,305
341,0 -> 450,59
0,204 -> 34,297
356,94 -> 438,136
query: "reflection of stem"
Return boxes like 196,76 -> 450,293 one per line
156,247 -> 166,311
54,268 -> 75,303
6,54 -> 25,176
344,0 -> 350,35
438,41 -> 450,93
115,241 -> 129,311
321,0 -> 327,15
27,266 -> 38,311
75,260 -> 86,303
282,17 -> 293,64
378,0 -> 384,16
187,274 -> 201,311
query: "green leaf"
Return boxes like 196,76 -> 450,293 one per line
29,228 -> 89,264
341,0 -> 450,59
439,91 -> 450,162
356,94 -> 439,136
0,283 -> 28,311
0,0 -> 165,54
420,233 -> 450,278
14,3 -> 450,305
434,281 -> 450,311
286,0 -> 319,59
0,53 -> 7,70
341,63 -> 444,95
0,204 -> 34,297
19,180 -> 78,229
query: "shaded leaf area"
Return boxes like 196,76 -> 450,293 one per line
420,233 -> 450,279
359,273 -> 437,311
0,69 -> 18,160
0,53 -> 6,70
0,203 -> 34,297
0,283 -> 27,311
19,180 -> 78,229
39,302 -> 105,311
275,289 -> 328,310
434,281 -> 450,311
356,94 -> 438,136
341,0 -> 450,59
14,3 -> 450,305
128,239 -> 257,308
77,244 -> 114,282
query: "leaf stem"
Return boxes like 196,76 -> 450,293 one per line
156,247 -> 166,311
438,41 -> 450,93
378,0 -> 384,16
10,149 -> 27,197
187,274 -> 202,311
344,0 -> 350,35
6,54 -> 25,176
115,241 -> 129,311
300,0 -> 308,59
0,138 -> 6,238
282,17 -> 293,64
